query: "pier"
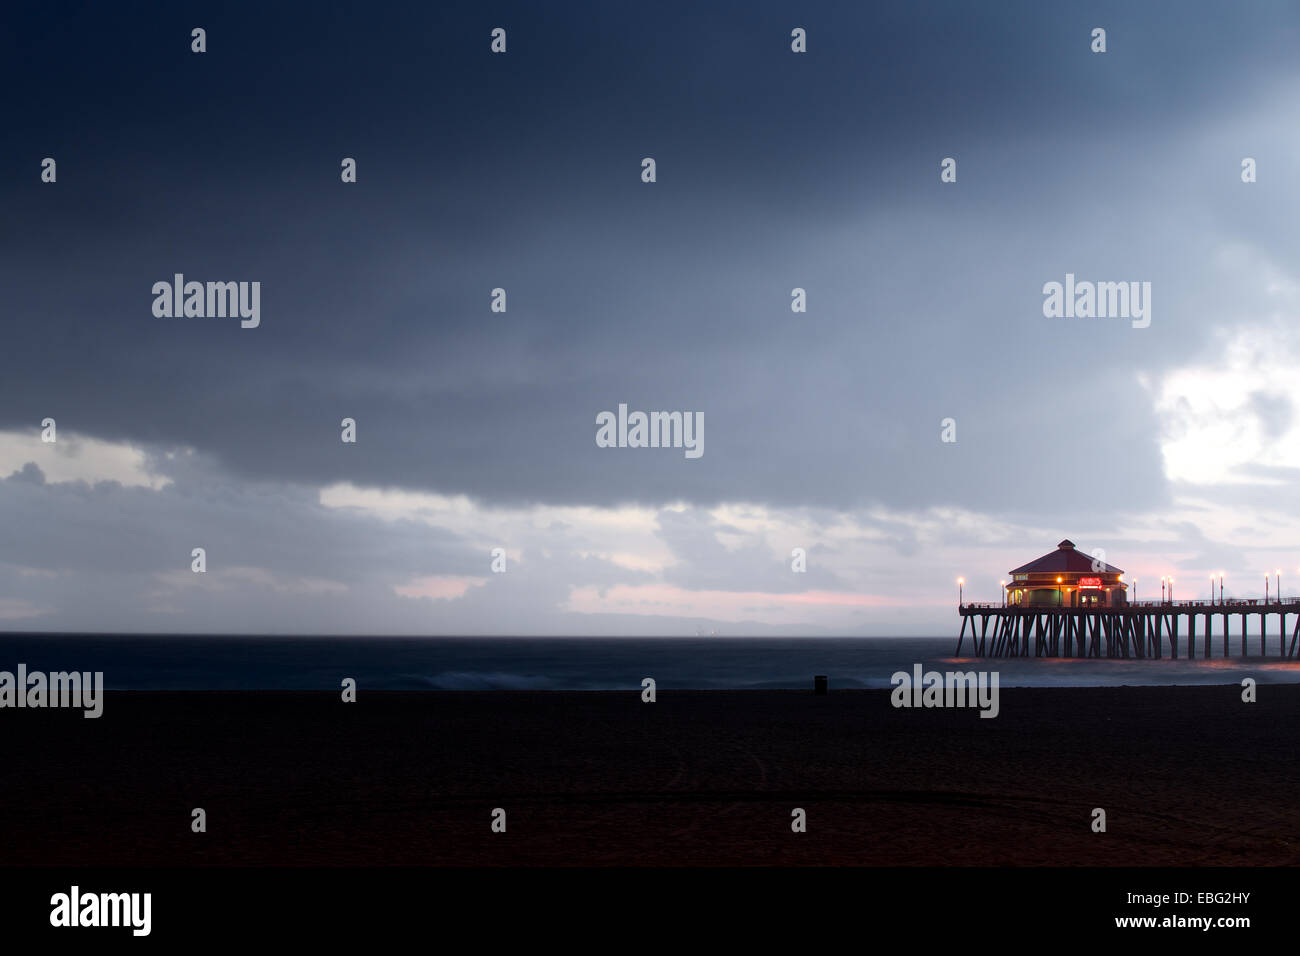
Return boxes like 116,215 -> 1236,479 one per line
956,599 -> 1300,659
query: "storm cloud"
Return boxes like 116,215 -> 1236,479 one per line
3,2 -> 1300,633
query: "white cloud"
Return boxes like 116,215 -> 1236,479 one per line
149,566 -> 349,597
0,430 -> 171,489
0,597 -> 47,620
319,482 -> 675,570
1151,249 -> 1300,486
394,575 -> 487,600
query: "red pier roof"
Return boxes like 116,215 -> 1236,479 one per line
1009,539 -> 1125,575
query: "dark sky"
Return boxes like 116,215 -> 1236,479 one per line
3,1 -> 1300,633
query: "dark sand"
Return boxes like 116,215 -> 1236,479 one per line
1,686 -> 1297,866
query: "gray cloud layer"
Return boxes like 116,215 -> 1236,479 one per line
3,2 -> 1300,632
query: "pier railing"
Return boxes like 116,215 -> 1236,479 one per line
960,598 -> 1300,611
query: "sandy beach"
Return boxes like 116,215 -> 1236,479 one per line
1,685 -> 1296,866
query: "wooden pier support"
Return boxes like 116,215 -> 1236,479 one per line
956,599 -> 1300,659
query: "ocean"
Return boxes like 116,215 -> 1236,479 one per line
1,634 -> 1298,690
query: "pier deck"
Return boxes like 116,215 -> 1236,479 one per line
956,599 -> 1300,659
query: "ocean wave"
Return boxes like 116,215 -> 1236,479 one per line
417,671 -> 557,690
